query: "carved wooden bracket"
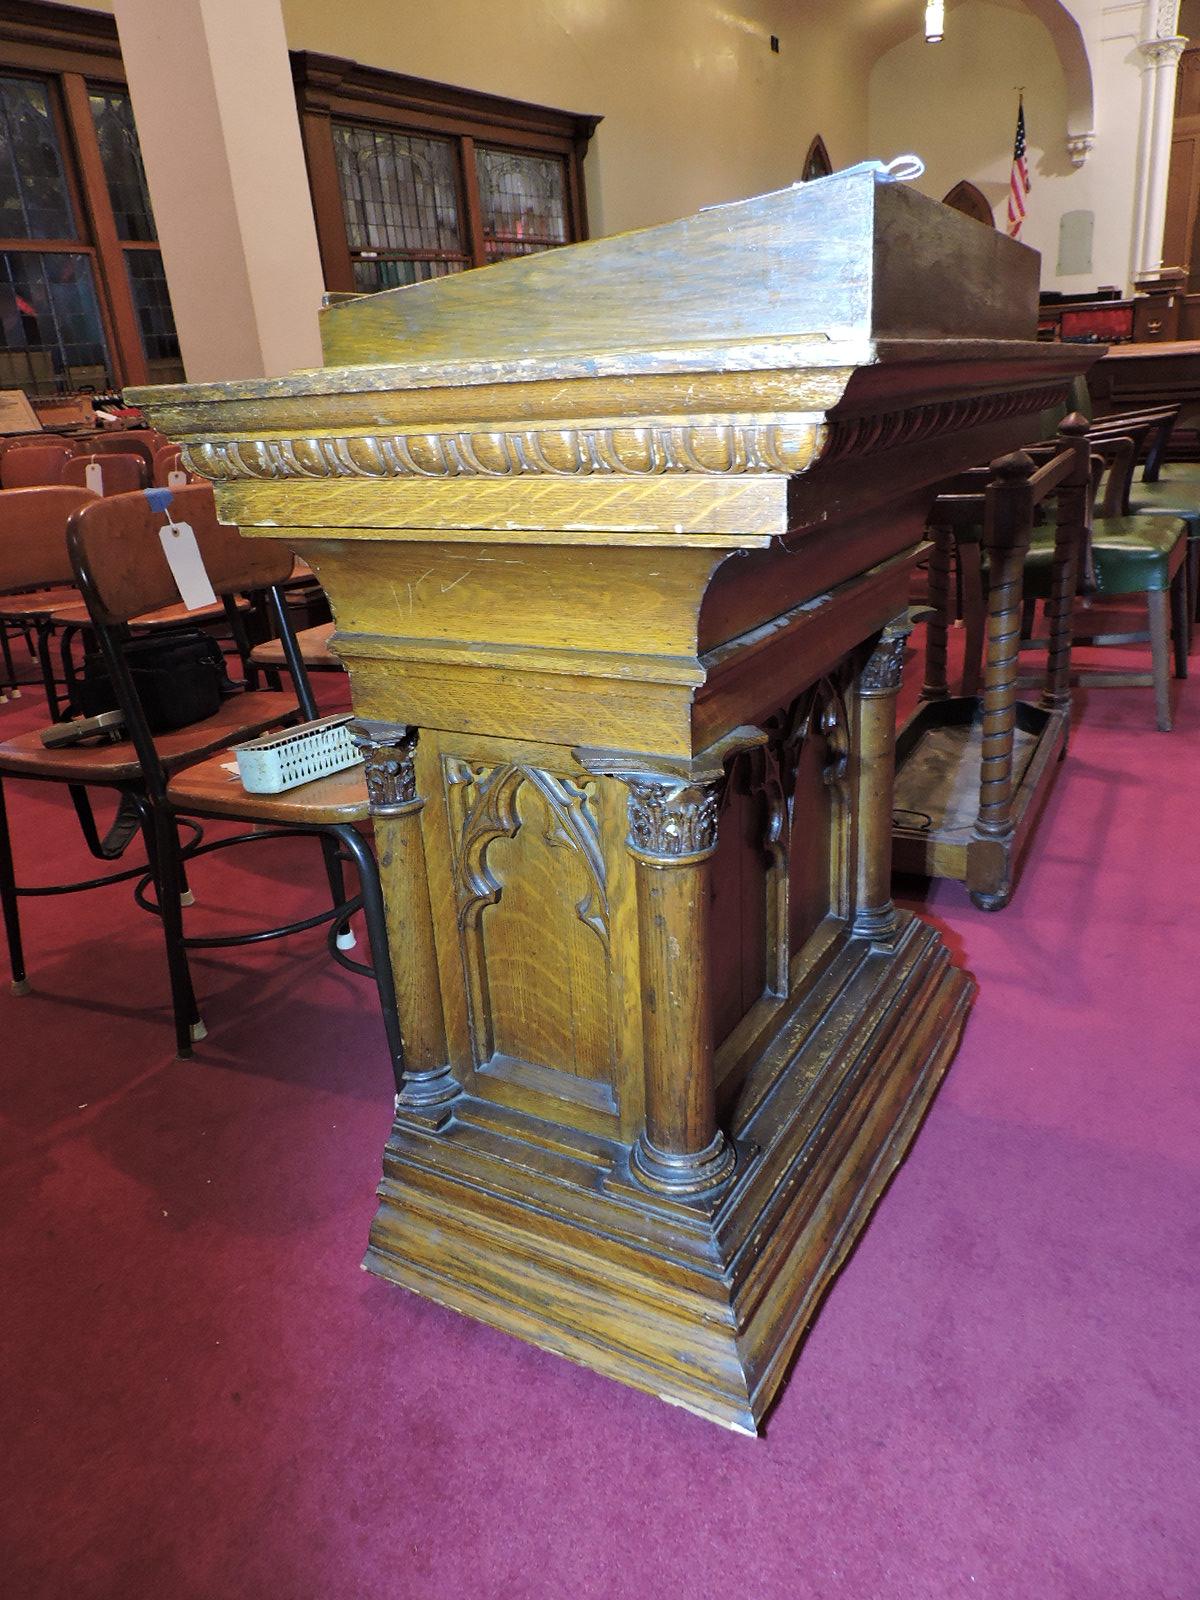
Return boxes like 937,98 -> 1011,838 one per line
350,721 -> 420,814
858,613 -> 914,698
575,726 -> 767,865
624,776 -> 722,863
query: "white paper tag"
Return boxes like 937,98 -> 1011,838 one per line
167,468 -> 187,489
158,519 -> 217,611
85,460 -> 104,495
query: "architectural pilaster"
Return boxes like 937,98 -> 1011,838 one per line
1133,2 -> 1187,280
352,721 -> 459,1119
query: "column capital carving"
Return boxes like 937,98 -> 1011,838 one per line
350,720 -> 420,814
1065,131 -> 1095,168
858,613 -> 913,698
1139,34 -> 1187,65
575,725 -> 767,866
624,774 -> 723,863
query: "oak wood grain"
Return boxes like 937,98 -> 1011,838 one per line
131,173 -> 1101,1430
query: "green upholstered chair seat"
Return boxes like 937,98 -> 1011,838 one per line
1023,513 -> 1186,597
1130,477 -> 1200,528
1141,462 -> 1200,484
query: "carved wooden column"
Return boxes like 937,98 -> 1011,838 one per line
921,523 -> 953,704
851,614 -> 910,944
968,451 -> 1034,911
351,721 -> 458,1120
1040,416 -> 1090,723
622,773 -> 736,1196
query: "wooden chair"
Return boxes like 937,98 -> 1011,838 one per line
1023,420 -> 1190,731
0,441 -> 75,489
86,431 -> 160,475
66,485 -> 404,1080
0,488 -> 300,1005
896,417 -> 1092,910
0,486 -> 98,710
249,620 -> 343,674
1124,422 -> 1200,627
152,445 -> 188,486
62,452 -> 149,495
0,433 -> 51,464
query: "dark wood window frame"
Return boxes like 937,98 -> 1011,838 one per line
0,0 -> 173,390
291,52 -> 600,295
802,134 -> 833,182
942,180 -> 995,229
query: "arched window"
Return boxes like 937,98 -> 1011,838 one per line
802,135 -> 833,182
942,181 -> 995,228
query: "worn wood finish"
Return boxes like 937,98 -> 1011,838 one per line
133,173 -> 1098,1432
894,420 -> 1092,910
165,753 -> 367,825
1089,340 -> 1200,444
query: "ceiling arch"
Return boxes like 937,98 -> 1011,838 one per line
848,0 -> 1094,140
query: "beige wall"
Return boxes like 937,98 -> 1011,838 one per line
59,0 -> 1171,318
869,2 -> 1072,282
278,0 -> 876,238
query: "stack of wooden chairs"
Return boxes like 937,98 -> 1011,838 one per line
900,386 -> 1196,911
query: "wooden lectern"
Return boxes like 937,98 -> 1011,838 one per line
134,170 -> 1094,1433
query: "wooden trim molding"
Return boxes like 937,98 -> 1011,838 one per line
290,51 -> 600,146
0,0 -> 122,75
292,49 -> 600,293
180,418 -> 825,482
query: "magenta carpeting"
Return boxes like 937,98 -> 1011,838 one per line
0,631 -> 1197,1600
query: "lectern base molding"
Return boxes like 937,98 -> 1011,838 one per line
363,914 -> 973,1434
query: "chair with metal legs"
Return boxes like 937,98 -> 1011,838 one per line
67,486 -> 405,1084
0,489 -> 301,1005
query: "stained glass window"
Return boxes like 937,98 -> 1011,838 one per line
88,89 -> 156,241
0,29 -> 185,396
0,250 -> 110,393
124,249 -> 183,380
0,75 -> 76,240
475,147 -> 567,262
333,122 -> 469,289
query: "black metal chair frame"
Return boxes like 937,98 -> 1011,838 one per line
70,542 -> 404,1085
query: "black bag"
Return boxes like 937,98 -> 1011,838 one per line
70,628 -> 234,734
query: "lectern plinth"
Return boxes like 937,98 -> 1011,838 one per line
133,170 -> 1094,1432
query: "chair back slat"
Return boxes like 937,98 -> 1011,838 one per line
152,445 -> 193,486
68,483 -> 293,623
0,433 -> 51,463
87,432 -> 160,473
62,452 -> 149,495
0,441 -> 74,489
0,485 -> 97,591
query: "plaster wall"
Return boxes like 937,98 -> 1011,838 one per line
870,0 -> 1178,293
276,0 -> 877,238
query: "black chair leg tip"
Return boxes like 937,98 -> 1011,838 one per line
10,978 -> 31,996
189,1019 -> 207,1043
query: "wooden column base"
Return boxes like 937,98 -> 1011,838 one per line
630,1128 -> 737,1195
363,914 -> 973,1434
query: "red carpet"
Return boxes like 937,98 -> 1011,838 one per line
1,631 -> 1197,1599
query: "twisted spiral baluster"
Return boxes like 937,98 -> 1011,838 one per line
976,453 -> 1034,840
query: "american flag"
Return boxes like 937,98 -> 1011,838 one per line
1007,99 -> 1030,238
